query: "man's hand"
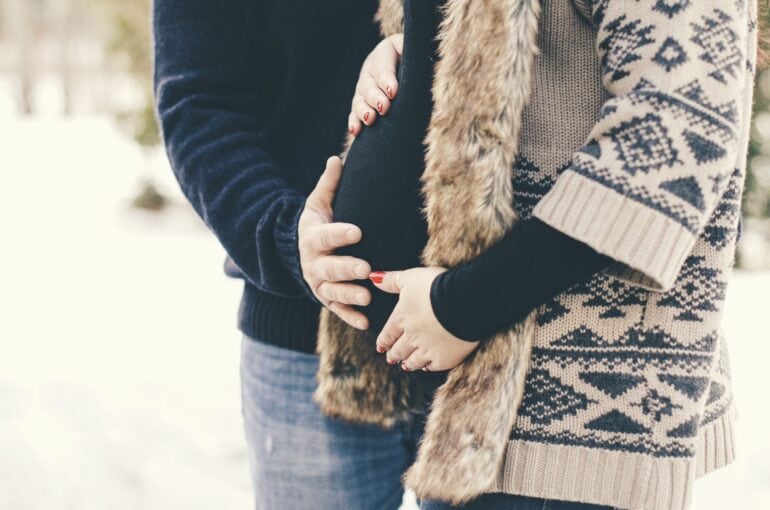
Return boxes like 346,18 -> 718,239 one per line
370,268 -> 481,371
299,156 -> 371,330
348,33 -> 403,136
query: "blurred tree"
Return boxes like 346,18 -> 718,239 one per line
6,0 -> 41,114
96,0 -> 167,211
99,0 -> 159,147
740,4 -> 770,268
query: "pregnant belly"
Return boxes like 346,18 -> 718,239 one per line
332,81 -> 432,336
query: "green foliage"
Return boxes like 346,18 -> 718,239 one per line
100,0 -> 159,147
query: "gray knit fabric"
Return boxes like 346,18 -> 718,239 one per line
487,1 -> 756,509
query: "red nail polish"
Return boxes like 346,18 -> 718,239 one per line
376,345 -> 386,353
377,101 -> 383,113
402,365 -> 411,372
348,126 -> 354,135
387,359 -> 396,365
364,111 -> 370,122
369,271 -> 385,284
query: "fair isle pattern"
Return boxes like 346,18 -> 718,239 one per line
565,2 -> 747,243
505,0 -> 754,502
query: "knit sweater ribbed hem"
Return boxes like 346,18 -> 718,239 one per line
492,402 -> 738,510
237,283 -> 320,354
532,170 -> 695,293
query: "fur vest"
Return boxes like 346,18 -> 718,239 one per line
314,0 -> 757,507
315,0 -> 541,504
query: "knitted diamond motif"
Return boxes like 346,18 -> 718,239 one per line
517,369 -> 595,426
565,274 -> 647,318
655,255 -> 726,322
599,15 -> 656,83
654,37 -> 689,71
654,0 -> 691,18
609,113 -> 680,175
691,9 -> 743,84
632,388 -> 682,422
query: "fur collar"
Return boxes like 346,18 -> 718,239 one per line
315,0 -> 542,503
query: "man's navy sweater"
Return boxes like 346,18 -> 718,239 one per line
153,0 -> 381,353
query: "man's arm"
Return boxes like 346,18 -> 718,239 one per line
153,0 -> 312,298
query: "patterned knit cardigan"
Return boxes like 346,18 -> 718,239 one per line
314,1 -> 758,509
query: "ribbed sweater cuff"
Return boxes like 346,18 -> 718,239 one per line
532,170 -> 695,292
274,195 -> 321,305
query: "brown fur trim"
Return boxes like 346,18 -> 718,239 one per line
375,0 -> 405,37
406,0 -> 542,503
315,0 -> 542,503
404,317 -> 535,504
313,308 -> 413,428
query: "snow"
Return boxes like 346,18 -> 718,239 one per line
0,115 -> 768,509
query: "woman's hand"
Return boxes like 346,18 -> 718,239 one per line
369,268 -> 480,371
348,33 -> 404,136
299,156 -> 372,330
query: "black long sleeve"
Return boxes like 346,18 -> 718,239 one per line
430,217 -> 615,342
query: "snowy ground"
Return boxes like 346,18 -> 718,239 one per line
0,115 -> 768,509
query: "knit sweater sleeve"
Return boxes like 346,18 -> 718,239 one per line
153,0 -> 313,299
532,0 -> 752,291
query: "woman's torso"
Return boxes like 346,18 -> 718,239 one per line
332,0 -> 447,334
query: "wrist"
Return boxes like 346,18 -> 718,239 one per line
429,269 -> 486,343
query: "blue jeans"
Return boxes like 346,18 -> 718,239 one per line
240,335 -> 617,510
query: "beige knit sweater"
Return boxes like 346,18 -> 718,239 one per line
497,1 -> 756,508
316,1 -> 757,508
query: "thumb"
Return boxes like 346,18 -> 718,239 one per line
308,156 -> 343,209
369,271 -> 402,294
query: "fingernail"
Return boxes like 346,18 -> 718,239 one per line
348,126 -> 355,135
356,293 -> 368,305
387,358 -> 397,365
354,264 -> 368,279
364,111 -> 370,122
377,101 -> 383,113
402,364 -> 411,372
386,86 -> 393,98
376,345 -> 386,353
346,228 -> 359,241
369,271 -> 385,284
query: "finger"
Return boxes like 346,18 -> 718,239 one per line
307,156 -> 343,208
359,74 -> 391,115
376,312 -> 404,354
386,334 -> 417,366
312,255 -> 371,282
352,96 -> 377,126
375,69 -> 399,101
401,349 -> 431,372
317,282 -> 371,306
369,270 -> 404,294
305,223 -> 362,253
348,111 -> 362,137
328,302 -> 369,330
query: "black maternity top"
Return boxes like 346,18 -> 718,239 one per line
332,0 -> 444,335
